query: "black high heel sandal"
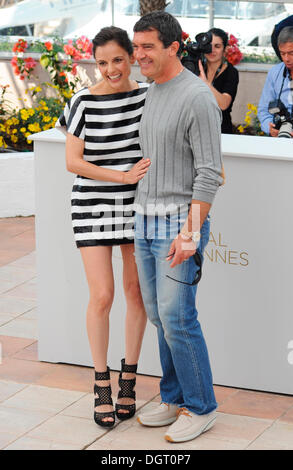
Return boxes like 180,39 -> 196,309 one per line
94,367 -> 115,428
115,358 -> 137,421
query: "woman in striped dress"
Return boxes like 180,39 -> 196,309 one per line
57,27 -> 150,428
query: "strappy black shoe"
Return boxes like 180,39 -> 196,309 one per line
115,358 -> 137,421
94,367 -> 115,428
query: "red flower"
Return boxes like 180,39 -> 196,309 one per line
225,33 -> 243,66
182,31 -> 189,41
72,63 -> 78,76
12,39 -> 28,53
44,41 -> 53,51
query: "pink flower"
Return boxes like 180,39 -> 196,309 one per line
64,43 -> 77,57
76,35 -> 92,54
24,57 -> 37,71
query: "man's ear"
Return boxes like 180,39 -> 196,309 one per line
129,54 -> 136,65
169,41 -> 180,57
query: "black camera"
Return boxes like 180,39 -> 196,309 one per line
181,31 -> 212,76
268,99 -> 293,138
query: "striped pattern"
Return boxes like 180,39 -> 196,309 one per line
56,83 -> 149,247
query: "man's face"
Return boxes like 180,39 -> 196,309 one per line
279,41 -> 293,73
132,29 -> 172,83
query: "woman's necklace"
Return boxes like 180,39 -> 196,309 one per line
211,61 -> 224,86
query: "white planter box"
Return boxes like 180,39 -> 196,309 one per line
0,152 -> 35,217
31,129 -> 293,394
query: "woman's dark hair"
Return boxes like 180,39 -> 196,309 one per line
133,11 -> 182,57
208,28 -> 229,49
92,26 -> 133,58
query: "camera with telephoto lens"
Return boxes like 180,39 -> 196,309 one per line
268,99 -> 293,138
181,31 -> 212,76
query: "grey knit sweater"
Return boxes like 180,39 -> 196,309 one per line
134,68 -> 223,215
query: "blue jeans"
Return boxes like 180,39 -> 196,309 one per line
134,211 -> 217,415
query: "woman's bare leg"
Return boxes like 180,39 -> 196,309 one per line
80,245 -> 114,423
117,243 -> 147,413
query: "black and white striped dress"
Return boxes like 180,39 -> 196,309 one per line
56,83 -> 149,248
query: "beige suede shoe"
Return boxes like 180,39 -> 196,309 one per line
137,402 -> 179,427
165,408 -> 217,443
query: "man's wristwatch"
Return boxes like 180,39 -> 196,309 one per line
180,228 -> 201,244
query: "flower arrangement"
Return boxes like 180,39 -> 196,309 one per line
0,91 -> 63,151
181,31 -> 243,66
1,35 -> 93,152
224,34 -> 243,66
236,103 -> 264,136
10,35 -> 92,101
11,39 -> 37,80
37,36 -> 92,100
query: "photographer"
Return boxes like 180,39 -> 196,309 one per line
198,28 -> 239,134
258,25 -> 293,137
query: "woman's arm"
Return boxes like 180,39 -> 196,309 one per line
198,60 -> 232,110
206,86 -> 232,111
66,133 -> 150,184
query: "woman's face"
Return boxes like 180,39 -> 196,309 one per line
95,40 -> 134,92
205,35 -> 225,64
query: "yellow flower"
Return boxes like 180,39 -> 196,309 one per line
244,115 -> 251,125
11,135 -> 18,143
20,127 -> 26,133
28,109 -> 35,116
6,119 -> 12,125
27,139 -> 32,144
12,128 -> 17,134
20,109 -> 29,121
62,89 -> 73,99
247,103 -> 257,114
43,115 -> 51,122
52,117 -> 58,122
0,136 -> 7,148
238,125 -> 244,133
35,86 -> 42,93
28,123 -> 41,133
25,132 -> 31,138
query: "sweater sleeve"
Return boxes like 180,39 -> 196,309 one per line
188,90 -> 223,204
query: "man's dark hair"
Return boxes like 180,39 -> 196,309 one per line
133,11 -> 182,57
92,26 -> 133,58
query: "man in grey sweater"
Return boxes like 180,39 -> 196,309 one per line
133,11 -> 223,443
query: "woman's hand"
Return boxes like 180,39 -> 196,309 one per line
122,158 -> 151,184
198,60 -> 208,83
